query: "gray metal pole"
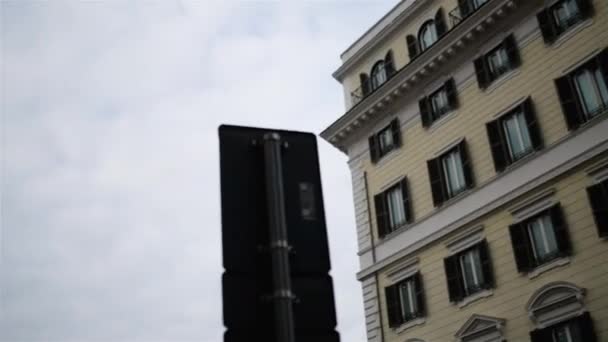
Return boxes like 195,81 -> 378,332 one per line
263,132 -> 296,342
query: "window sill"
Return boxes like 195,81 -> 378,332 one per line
438,186 -> 473,208
457,289 -> 493,309
482,68 -> 520,95
550,18 -> 593,50
503,148 -> 539,172
426,109 -> 458,133
380,222 -> 413,240
527,257 -> 571,279
393,317 -> 426,334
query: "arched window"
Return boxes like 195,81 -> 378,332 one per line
455,315 -> 505,342
419,20 -> 438,51
371,60 -> 387,90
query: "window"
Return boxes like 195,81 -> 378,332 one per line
587,178 -> 608,237
509,204 -> 572,273
537,0 -> 593,44
530,313 -> 597,342
419,22 -> 438,51
419,78 -> 459,127
427,140 -> 474,207
555,49 -> 608,130
486,98 -> 543,172
444,241 -> 494,302
369,119 -> 401,163
385,273 -> 425,328
474,34 -> 520,89
374,178 -> 411,238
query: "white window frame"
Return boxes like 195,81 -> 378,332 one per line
527,214 -> 559,264
573,66 -> 608,118
419,22 -> 438,51
502,109 -> 533,160
459,248 -> 484,296
441,149 -> 466,197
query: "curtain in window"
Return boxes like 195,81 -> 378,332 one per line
528,215 -> 558,261
503,111 -> 532,159
442,150 -> 466,196
387,187 -> 406,228
460,249 -> 484,293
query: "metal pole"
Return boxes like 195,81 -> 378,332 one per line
263,132 -> 296,342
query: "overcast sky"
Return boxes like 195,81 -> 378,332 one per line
1,1 -> 396,341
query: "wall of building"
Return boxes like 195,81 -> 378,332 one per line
376,155 -> 608,341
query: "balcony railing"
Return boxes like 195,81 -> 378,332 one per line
349,0 -> 492,108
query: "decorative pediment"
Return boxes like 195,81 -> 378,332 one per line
527,281 -> 586,328
455,314 -> 505,342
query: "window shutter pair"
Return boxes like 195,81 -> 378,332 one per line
530,312 -> 597,342
556,48 -> 608,130
474,34 -> 519,89
374,178 -> 411,238
427,140 -> 474,207
385,273 -> 425,328
587,180 -> 608,237
360,73 -> 371,97
369,119 -> 401,164
406,35 -> 418,60
486,98 -> 543,172
537,0 -> 593,44
435,8 -> 447,37
509,204 -> 572,272
444,241 -> 493,302
419,78 -> 458,128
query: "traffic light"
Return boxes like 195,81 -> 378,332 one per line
219,125 -> 339,342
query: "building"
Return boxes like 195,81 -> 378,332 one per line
321,0 -> 608,341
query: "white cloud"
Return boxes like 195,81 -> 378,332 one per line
1,1 -> 396,341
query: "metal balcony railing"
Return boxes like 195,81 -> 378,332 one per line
349,0 -> 492,108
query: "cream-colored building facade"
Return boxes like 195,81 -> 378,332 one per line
321,0 -> 608,341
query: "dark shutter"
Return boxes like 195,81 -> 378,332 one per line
576,0 -> 594,20
550,204 -> 572,256
587,181 -> 608,237
458,0 -> 472,18
374,193 -> 388,238
474,57 -> 489,89
478,240 -> 494,288
486,119 -> 509,172
599,48 -> 608,86
385,284 -> 402,328
509,222 -> 533,272
522,97 -> 543,150
369,135 -> 379,163
419,97 -> 432,127
576,312 -> 598,342
504,34 -> 521,69
445,78 -> 459,110
413,273 -> 426,317
536,9 -> 556,44
385,50 -> 396,76
399,178 -> 412,224
435,8 -> 447,37
458,141 -> 474,188
555,76 -> 583,130
360,73 -> 371,97
530,326 -> 552,342
390,119 -> 401,148
444,255 -> 463,302
427,158 -> 445,207
406,35 -> 418,60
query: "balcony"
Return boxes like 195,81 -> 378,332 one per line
349,0 -> 490,108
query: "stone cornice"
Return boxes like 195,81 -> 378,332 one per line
321,0 -> 519,153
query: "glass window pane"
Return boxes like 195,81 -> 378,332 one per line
460,249 -> 484,294
488,47 -> 509,77
553,0 -> 579,30
528,215 -> 558,262
420,23 -> 437,50
387,187 -> 405,229
575,69 -> 603,116
398,280 -> 417,319
442,150 -> 466,197
503,111 -> 532,159
594,68 -> 608,107
379,129 -> 393,153
430,89 -> 449,117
